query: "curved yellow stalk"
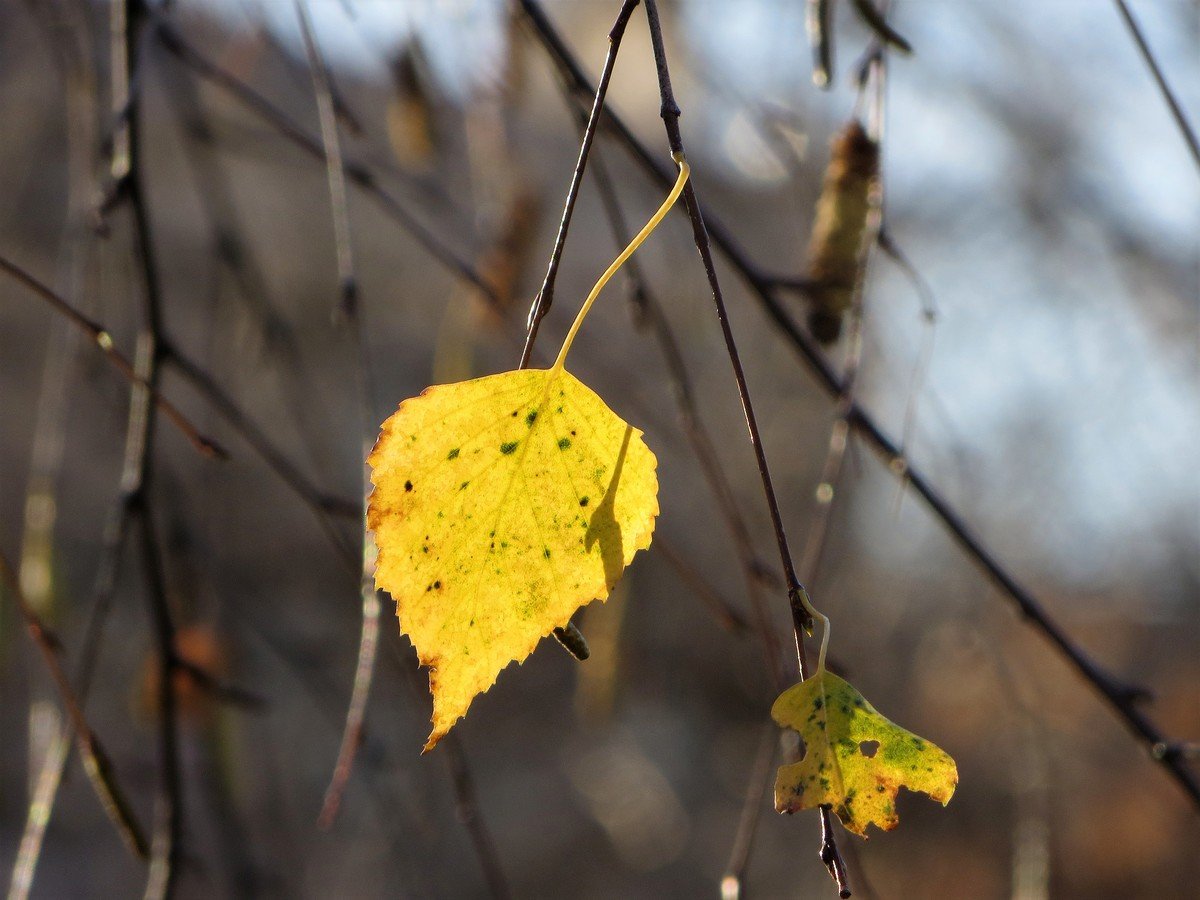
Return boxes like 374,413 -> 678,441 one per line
551,155 -> 690,372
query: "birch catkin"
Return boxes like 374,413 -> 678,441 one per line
804,120 -> 880,343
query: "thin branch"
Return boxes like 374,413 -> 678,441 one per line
158,52 -> 342,483
0,255 -> 226,460
150,18 -> 497,302
12,3 -> 99,889
639,2 -> 850,893
124,4 -> 184,893
315,575 -> 375,829
163,343 -> 361,565
516,0 -> 641,655
376,636 -> 513,898
1112,0 -> 1200,174
294,0 -> 358,319
518,0 -> 640,367
849,0 -> 912,54
440,733 -> 513,900
641,0 -> 813,674
807,0 -> 834,89
291,0 -> 381,831
534,47 -> 772,651
720,721 -> 778,899
800,48 -> 886,594
11,327 -> 157,900
137,497 -> 183,900
516,0 -> 1200,811
0,550 -> 149,867
584,143 -> 779,662
653,538 -> 749,634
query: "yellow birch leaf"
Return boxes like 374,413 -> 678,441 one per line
368,368 -> 656,749
367,157 -> 689,750
772,670 -> 957,836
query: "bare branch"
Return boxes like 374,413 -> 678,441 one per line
0,255 -> 226,460
291,0 -> 382,831
518,0 -> 641,367
639,1 -> 852,890
1112,0 -> 1200,175
151,18 -> 498,302
516,0 -> 1200,812
0,550 -> 149,868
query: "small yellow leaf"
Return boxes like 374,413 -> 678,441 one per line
772,670 -> 957,836
368,367 -> 657,749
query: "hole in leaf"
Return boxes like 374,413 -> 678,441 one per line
859,740 -> 879,758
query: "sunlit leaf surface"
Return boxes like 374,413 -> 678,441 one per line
368,367 -> 657,749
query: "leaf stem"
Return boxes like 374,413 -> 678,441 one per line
550,157 -> 689,372
797,586 -> 831,674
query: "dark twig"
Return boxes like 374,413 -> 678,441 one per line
440,733 -> 513,900
516,0 -> 1200,811
294,0 -> 358,320
585,145 -> 777,655
123,4 -> 186,895
10,402 -> 148,900
0,550 -> 149,866
151,18 -> 497,302
639,2 -> 850,893
380,637 -> 512,898
537,51 -> 769,647
515,0 -> 640,657
0,255 -> 226,460
807,0 -> 834,88
137,498 -> 183,900
653,539 -> 749,634
158,54 -> 342,484
164,344 -> 361,566
1112,0 -> 1200,174
12,288 -> 163,900
172,658 -> 266,711
518,0 -> 640,368
641,0 -> 813,678
849,0 -> 912,54
251,22 -> 365,137
291,0 -> 380,831
11,4 -> 99,890
720,721 -> 778,899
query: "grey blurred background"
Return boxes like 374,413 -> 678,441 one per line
1,0 -> 1197,897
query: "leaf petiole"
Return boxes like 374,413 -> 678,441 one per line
551,154 -> 690,372
796,585 -> 832,674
